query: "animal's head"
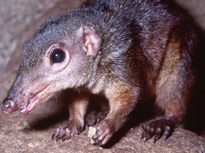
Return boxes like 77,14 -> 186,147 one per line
2,12 -> 101,114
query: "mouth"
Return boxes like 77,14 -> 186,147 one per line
20,85 -> 51,114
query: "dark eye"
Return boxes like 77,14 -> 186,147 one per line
50,48 -> 66,64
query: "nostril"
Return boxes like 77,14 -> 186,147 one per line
2,97 -> 17,113
9,100 -> 16,108
2,99 -> 10,109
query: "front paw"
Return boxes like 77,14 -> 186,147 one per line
92,119 -> 114,146
141,117 -> 175,142
85,110 -> 108,127
52,120 -> 84,142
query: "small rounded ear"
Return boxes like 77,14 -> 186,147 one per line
77,26 -> 101,56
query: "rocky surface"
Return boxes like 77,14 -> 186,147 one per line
0,0 -> 204,152
0,70 -> 204,152
176,0 -> 205,30
0,78 -> 204,153
0,0 -> 61,72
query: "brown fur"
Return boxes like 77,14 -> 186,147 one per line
2,0 -> 198,146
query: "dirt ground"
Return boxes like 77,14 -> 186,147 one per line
0,0 -> 204,153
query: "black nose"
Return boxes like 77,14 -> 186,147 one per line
2,97 -> 17,114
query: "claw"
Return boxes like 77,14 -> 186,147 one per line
51,121 -> 84,143
141,117 -> 176,143
153,134 -> 161,143
141,124 -> 155,141
154,127 -> 162,142
92,120 -> 114,146
164,126 -> 172,140
143,137 -> 148,143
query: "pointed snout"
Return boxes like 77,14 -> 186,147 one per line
2,97 -> 18,114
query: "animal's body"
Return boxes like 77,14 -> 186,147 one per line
2,0 -> 197,145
